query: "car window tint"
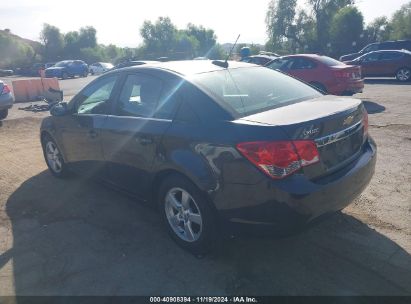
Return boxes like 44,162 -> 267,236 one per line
380,52 -> 403,61
363,53 -> 380,62
191,67 -> 321,117
363,44 -> 378,53
117,74 -> 163,118
290,58 -> 316,70
266,58 -> 292,71
77,75 -> 118,114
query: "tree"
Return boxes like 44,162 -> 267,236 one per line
307,0 -> 355,52
330,6 -> 364,57
365,17 -> 391,43
140,17 -> 177,58
78,26 -> 97,49
265,0 -> 298,51
186,24 -> 217,57
389,1 -> 411,40
40,24 -> 64,61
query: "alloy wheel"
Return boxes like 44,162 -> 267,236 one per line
164,187 -> 203,242
397,68 -> 411,81
45,141 -> 63,173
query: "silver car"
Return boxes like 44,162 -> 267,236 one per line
0,80 -> 14,120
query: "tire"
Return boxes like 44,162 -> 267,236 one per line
310,82 -> 327,94
62,72 -> 68,80
0,109 -> 8,120
158,175 -> 217,255
41,135 -> 69,178
396,68 -> 411,82
82,70 -> 88,77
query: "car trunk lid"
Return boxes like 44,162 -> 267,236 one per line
236,95 -> 366,178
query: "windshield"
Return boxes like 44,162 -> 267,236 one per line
101,63 -> 114,68
317,56 -> 344,66
55,61 -> 70,67
191,66 -> 321,117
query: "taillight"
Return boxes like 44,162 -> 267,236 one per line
1,84 -> 10,95
236,140 -> 320,179
363,110 -> 369,137
334,70 -> 351,78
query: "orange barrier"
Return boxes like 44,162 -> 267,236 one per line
11,78 -> 60,102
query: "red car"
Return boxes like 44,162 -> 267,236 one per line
266,54 -> 364,96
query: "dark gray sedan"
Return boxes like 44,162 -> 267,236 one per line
40,61 -> 376,254
0,80 -> 14,120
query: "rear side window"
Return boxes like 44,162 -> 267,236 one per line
380,52 -> 403,61
191,67 -> 321,118
290,58 -> 317,69
316,56 -> 343,67
117,74 -> 163,118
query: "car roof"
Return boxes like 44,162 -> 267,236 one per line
362,49 -> 411,55
118,60 -> 257,76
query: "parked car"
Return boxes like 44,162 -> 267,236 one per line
266,54 -> 364,95
40,60 -> 376,253
343,50 -> 411,82
45,62 -> 56,69
18,63 -> 45,77
111,60 -> 158,70
89,62 -> 114,75
0,80 -> 14,120
45,60 -> 88,79
339,40 -> 411,62
0,69 -> 13,76
241,54 -> 278,66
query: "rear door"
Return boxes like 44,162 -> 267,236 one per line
378,52 -> 405,76
360,52 -> 382,76
101,72 -> 180,198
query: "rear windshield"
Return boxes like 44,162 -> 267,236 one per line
317,56 -> 344,66
190,67 -> 321,117
55,61 -> 70,67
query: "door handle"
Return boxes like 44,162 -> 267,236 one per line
88,130 -> 98,139
138,136 -> 153,145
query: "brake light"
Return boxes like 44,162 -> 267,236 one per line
1,84 -> 10,95
363,110 -> 369,137
334,70 -> 351,78
236,140 -> 320,179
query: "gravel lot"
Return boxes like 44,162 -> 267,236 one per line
0,77 -> 410,296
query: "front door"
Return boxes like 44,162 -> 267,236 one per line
58,74 -> 120,177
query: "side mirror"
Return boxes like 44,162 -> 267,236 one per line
50,102 -> 70,116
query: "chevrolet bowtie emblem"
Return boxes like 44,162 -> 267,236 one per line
343,115 -> 354,126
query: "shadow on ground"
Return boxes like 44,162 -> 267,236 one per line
3,171 -> 411,296
363,101 -> 386,114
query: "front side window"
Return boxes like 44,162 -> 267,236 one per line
76,75 -> 118,114
191,66 -> 321,117
362,44 -> 378,53
117,74 -> 163,118
266,58 -> 293,71
362,53 -> 380,62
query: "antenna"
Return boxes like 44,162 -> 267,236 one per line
212,34 -> 241,68
226,34 -> 241,63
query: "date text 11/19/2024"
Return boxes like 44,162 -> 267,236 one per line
149,297 -> 258,303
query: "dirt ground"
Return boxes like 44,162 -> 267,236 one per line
0,79 -> 410,296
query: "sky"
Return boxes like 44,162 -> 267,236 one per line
0,0 -> 409,47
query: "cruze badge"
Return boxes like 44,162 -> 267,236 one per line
303,127 -> 320,137
343,115 -> 354,126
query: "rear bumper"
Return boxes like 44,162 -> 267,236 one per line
216,137 -> 376,233
329,79 -> 364,95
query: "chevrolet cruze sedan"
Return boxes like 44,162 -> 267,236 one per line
40,61 -> 376,253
